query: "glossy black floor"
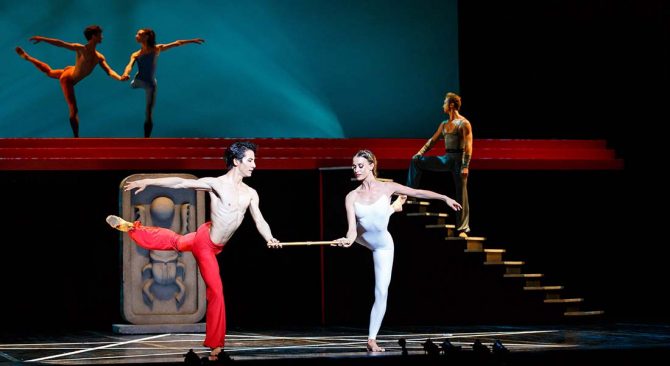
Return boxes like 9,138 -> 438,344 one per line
2,323 -> 669,366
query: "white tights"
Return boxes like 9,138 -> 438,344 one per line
368,248 -> 394,339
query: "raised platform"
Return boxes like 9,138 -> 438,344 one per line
0,138 -> 623,171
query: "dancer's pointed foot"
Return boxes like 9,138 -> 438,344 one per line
391,194 -> 407,213
15,47 -> 28,60
106,215 -> 134,232
367,339 -> 385,352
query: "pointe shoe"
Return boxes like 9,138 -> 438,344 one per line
367,340 -> 385,352
106,215 -> 134,232
15,47 -> 28,59
458,230 -> 469,238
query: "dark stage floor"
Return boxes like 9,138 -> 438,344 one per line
2,323 -> 669,365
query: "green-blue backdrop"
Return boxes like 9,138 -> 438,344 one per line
1,0 -> 458,138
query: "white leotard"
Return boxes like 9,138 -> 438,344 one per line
354,195 -> 394,340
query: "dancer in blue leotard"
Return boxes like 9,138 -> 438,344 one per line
335,150 -> 462,352
121,29 -> 204,137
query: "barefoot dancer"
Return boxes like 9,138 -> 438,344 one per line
15,25 -> 127,137
407,92 -> 473,237
121,28 -> 204,137
335,150 -> 462,352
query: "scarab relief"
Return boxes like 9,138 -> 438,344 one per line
134,196 -> 192,306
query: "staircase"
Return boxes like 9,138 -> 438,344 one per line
401,198 -> 604,319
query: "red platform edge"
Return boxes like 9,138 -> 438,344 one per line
0,138 -> 623,171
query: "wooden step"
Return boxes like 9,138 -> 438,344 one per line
523,285 -> 563,291
486,249 -> 504,262
565,305 -> 581,313
444,236 -> 486,241
464,248 -> 504,253
406,200 -> 430,206
435,217 -> 447,225
405,199 -> 429,213
445,236 -> 486,251
545,293 -> 562,300
406,212 -> 448,218
484,260 -> 524,266
464,248 -> 506,262
425,224 -> 455,236
426,224 -> 456,229
564,310 -> 604,316
525,279 -> 542,287
504,273 -> 544,278
544,298 -> 583,304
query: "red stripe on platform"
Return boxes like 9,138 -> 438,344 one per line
0,138 -> 623,171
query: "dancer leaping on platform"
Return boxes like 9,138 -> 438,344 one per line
334,150 -> 462,352
121,29 -> 204,137
106,141 -> 280,361
15,25 -> 128,137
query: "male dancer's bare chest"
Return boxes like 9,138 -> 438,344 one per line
210,185 -> 251,214
73,50 -> 99,77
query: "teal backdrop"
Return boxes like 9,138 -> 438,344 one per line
1,0 -> 458,138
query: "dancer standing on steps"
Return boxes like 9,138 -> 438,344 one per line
121,28 -> 204,137
407,92 -> 473,237
106,141 -> 280,361
334,150 -> 462,352
15,25 -> 127,137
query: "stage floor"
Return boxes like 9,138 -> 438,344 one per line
2,323 -> 669,365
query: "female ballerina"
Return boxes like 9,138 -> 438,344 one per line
335,150 -> 462,352
121,28 -> 204,137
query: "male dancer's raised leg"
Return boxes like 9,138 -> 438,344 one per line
15,47 -> 64,78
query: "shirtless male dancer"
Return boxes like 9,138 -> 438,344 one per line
15,25 -> 127,137
407,92 -> 473,237
106,141 -> 279,360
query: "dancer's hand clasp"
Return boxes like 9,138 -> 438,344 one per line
334,238 -> 353,247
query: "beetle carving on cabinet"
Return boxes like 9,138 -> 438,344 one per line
134,196 -> 192,306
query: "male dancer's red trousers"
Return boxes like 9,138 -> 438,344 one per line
129,221 -> 226,349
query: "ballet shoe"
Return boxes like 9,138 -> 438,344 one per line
106,215 -> 134,232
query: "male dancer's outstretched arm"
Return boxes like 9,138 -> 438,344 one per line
29,36 -> 81,50
98,51 -> 128,81
248,189 -> 280,246
124,177 -> 213,193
